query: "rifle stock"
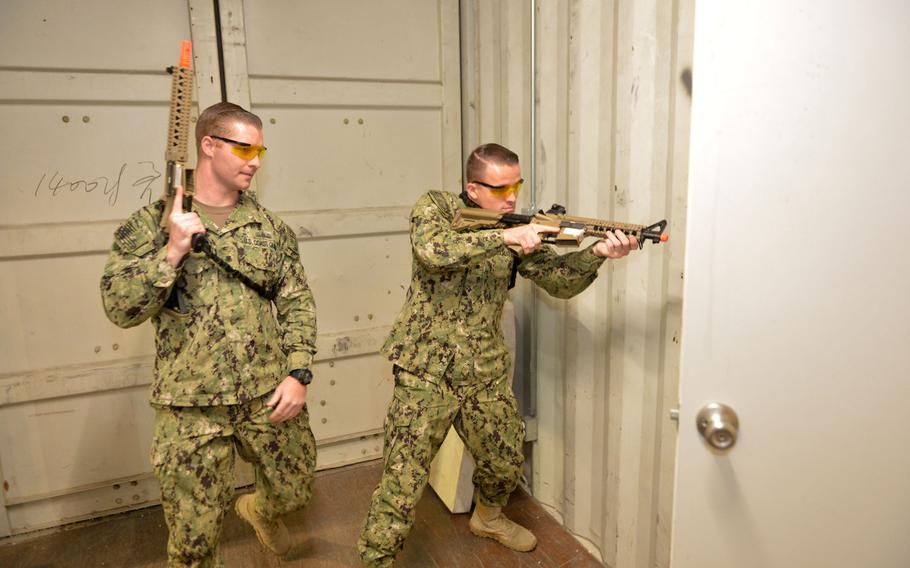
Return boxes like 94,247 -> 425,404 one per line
453,204 -> 668,249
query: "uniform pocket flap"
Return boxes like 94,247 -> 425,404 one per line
239,245 -> 279,270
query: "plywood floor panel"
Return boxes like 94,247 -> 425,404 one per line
0,461 -> 601,567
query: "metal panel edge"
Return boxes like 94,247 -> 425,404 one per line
0,326 -> 391,406
0,207 -> 408,259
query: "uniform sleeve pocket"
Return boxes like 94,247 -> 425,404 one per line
127,242 -> 155,258
488,252 -> 514,279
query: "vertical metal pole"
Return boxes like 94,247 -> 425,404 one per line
213,0 -> 228,102
523,0 -> 540,491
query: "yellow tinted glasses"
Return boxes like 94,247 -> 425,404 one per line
211,135 -> 267,160
471,178 -> 524,197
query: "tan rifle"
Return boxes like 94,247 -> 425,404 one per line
453,204 -> 668,249
158,42 -> 273,302
160,40 -> 195,232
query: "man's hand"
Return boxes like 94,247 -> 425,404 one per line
266,376 -> 308,423
165,185 -> 205,267
592,229 -> 638,259
502,223 -> 561,255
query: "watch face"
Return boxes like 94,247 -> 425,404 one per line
291,369 -> 312,384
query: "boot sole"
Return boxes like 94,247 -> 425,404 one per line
235,494 -> 291,557
469,525 -> 538,552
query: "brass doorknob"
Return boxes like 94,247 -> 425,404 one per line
696,402 -> 739,451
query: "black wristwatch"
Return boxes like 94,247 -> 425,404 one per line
288,368 -> 313,386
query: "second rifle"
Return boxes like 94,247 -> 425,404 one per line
453,204 -> 668,249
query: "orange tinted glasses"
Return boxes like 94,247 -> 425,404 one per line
471,178 -> 524,197
211,135 -> 267,160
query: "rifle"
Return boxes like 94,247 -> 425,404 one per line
452,204 -> 668,249
159,40 -> 204,251
157,42 -> 276,303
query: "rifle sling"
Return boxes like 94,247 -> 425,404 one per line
163,233 -> 277,313
195,236 -> 278,301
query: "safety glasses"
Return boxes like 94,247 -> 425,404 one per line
210,135 -> 267,161
471,178 -> 524,197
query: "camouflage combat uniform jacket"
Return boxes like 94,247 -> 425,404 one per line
382,190 -> 605,383
101,192 -> 316,406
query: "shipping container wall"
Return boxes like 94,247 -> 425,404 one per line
0,0 -> 462,536
0,0 -> 200,536
462,1 -> 693,566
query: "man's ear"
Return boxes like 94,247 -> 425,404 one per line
466,182 -> 480,202
200,135 -> 216,158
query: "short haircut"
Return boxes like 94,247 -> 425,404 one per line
195,102 -> 263,150
466,143 -> 519,182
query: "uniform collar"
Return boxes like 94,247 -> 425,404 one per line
459,190 -> 481,208
197,191 -> 263,235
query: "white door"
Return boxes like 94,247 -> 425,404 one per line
672,2 -> 910,568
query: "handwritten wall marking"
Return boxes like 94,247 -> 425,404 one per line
32,161 -> 162,207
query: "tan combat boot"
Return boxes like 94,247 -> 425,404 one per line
235,493 -> 291,556
469,501 -> 538,552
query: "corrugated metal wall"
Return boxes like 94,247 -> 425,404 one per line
462,1 -> 693,566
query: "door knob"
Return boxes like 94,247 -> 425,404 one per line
696,402 -> 739,451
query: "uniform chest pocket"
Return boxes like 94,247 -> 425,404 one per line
234,239 -> 282,297
238,244 -> 279,271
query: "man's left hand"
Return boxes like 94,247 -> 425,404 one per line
266,376 -> 307,423
592,229 -> 638,259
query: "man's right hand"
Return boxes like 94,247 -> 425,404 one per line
165,185 -> 205,267
502,223 -> 560,255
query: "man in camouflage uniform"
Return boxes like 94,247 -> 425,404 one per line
357,143 -> 637,565
100,103 -> 317,567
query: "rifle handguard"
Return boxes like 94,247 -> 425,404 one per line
161,41 -> 194,229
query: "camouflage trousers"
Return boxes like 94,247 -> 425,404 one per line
151,393 -> 317,567
357,366 -> 525,567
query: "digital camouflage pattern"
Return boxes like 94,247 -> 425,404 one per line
100,192 -> 318,566
100,192 -> 317,406
152,395 -> 316,566
382,190 -> 605,383
358,367 -> 525,566
359,190 -> 606,566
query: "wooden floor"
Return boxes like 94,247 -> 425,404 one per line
0,460 -> 601,567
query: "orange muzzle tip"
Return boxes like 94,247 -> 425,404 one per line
179,40 -> 192,69
661,234 -> 669,242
